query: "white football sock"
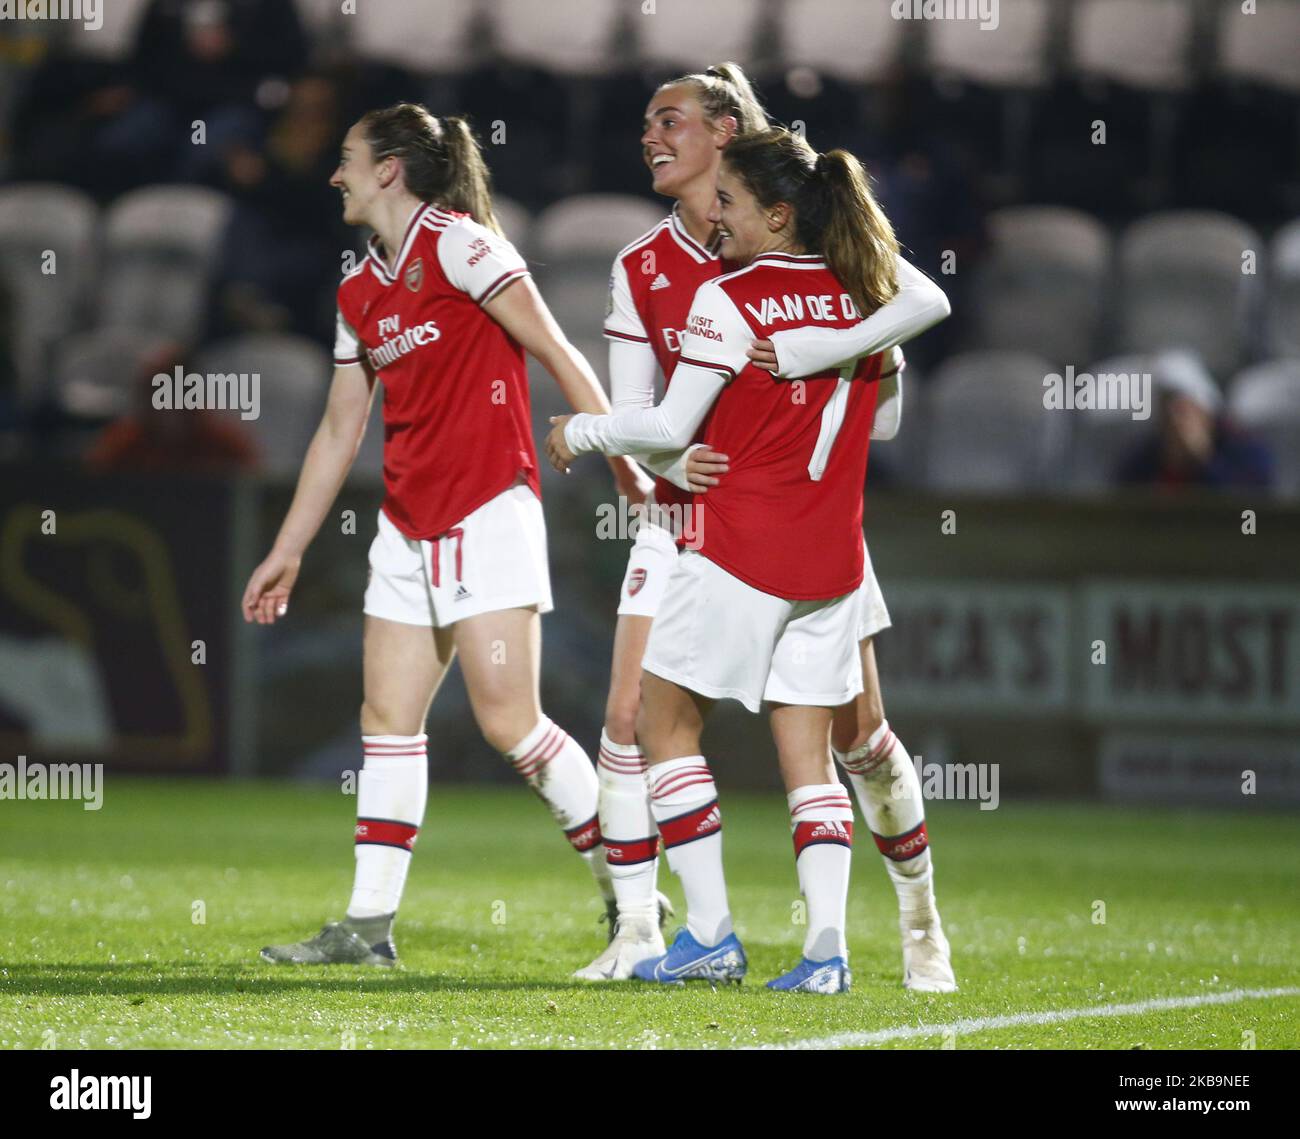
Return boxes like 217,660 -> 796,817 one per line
597,731 -> 659,922
788,782 -> 854,962
505,716 -> 612,903
835,719 -> 936,928
347,734 -> 428,920
648,756 -> 730,946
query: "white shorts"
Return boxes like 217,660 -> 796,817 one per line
857,540 -> 892,642
615,522 -> 678,619
363,484 -> 553,628
642,550 -> 864,714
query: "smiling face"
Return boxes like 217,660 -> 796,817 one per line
640,84 -> 733,199
329,122 -> 388,227
708,163 -> 787,265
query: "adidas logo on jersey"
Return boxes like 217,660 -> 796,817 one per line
649,273 -> 671,291
454,583 -> 472,602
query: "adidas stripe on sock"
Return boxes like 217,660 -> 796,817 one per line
348,733 -> 428,919
789,782 -> 854,962
835,719 -> 936,928
506,716 -> 612,902
649,756 -> 730,946
597,730 -> 660,922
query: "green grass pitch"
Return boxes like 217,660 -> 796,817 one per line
1,780 -> 1297,1050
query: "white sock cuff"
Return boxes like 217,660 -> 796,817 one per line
506,716 -> 555,761
361,734 -> 428,764
865,718 -> 893,757
787,782 -> 854,822
598,729 -> 646,777
647,756 -> 714,806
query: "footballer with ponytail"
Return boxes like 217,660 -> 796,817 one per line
721,127 -> 900,319
358,104 -> 502,235
247,102 -> 651,967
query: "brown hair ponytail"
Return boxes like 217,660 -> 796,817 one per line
723,128 -> 899,317
815,150 -> 899,317
359,103 -> 502,235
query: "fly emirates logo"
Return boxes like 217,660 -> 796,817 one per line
368,314 -> 441,371
743,291 -> 860,325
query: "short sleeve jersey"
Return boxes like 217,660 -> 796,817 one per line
676,253 -> 884,600
604,206 -> 727,517
334,203 -> 535,540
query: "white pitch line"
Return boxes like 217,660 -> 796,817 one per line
751,986 -> 1300,1050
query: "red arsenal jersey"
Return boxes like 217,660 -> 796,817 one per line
676,252 -> 883,600
334,202 -> 536,541
604,206 -> 727,517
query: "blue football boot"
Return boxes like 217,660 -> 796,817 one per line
766,955 -> 851,994
632,927 -> 747,985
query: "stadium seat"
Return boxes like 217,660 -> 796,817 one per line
489,0 -> 624,75
1216,0 -> 1300,93
973,206 -> 1112,365
1227,359 -> 1300,496
492,196 -> 532,256
1117,211 -> 1263,377
920,349 -> 1068,493
632,0 -> 764,71
1032,0 -> 1197,209
53,327 -> 175,420
919,0 -> 1055,188
294,0 -> 348,40
192,333 -> 330,478
924,0 -> 1054,88
59,0 -> 150,60
776,0 -> 906,84
533,195 -> 665,262
98,185 -> 233,345
1267,218 -> 1300,359
351,0 -> 480,73
0,183 -> 98,403
1175,1 -> 1300,215
1070,0 -> 1195,91
1063,354 -> 1160,491
533,263 -> 610,346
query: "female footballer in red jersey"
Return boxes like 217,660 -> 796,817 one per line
549,128 -> 947,993
243,104 -> 648,966
574,65 -> 955,992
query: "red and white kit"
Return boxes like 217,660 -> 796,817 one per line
570,253 -> 886,711
605,208 -> 895,636
604,206 -> 723,617
334,203 -> 551,626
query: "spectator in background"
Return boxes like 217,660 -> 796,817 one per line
85,343 -> 259,474
12,0 -> 308,200
210,72 -> 351,342
1118,349 -> 1274,492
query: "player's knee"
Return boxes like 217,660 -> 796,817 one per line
603,698 -> 640,748
478,707 -> 537,755
360,700 -> 418,738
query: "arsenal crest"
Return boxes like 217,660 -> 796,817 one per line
404,257 -> 424,292
627,568 -> 647,596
